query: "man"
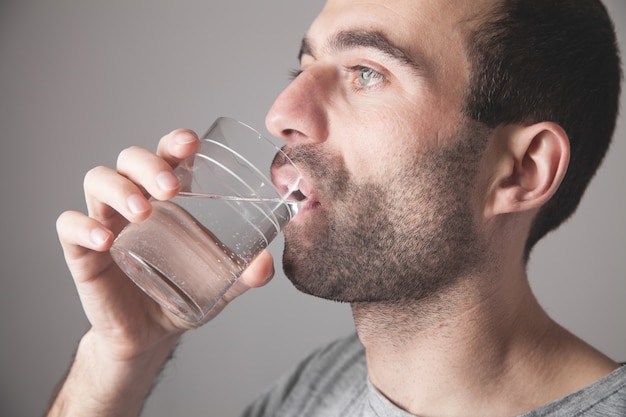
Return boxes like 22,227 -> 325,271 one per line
48,0 -> 624,416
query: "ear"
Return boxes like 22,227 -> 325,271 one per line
485,122 -> 570,218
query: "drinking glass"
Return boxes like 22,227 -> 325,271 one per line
110,117 -> 302,325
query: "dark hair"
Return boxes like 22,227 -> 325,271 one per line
464,0 -> 622,261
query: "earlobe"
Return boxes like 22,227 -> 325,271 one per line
486,122 -> 570,218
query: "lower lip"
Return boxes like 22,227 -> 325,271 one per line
291,200 -> 321,219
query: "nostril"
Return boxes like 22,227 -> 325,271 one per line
282,128 -> 307,142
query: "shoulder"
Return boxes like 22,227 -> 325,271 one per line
297,332 -> 365,377
241,333 -> 367,417
527,365 -> 626,416
581,365 -> 626,415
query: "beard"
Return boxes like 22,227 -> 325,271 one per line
281,121 -> 491,304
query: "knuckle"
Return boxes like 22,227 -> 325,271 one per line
55,210 -> 70,232
56,210 -> 80,237
117,145 -> 149,166
83,165 -> 108,188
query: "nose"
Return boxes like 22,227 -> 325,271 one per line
265,68 -> 329,144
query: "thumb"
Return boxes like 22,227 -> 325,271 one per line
200,250 -> 275,323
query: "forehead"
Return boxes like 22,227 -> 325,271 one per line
302,0 -> 495,118
306,0 -> 492,72
316,0 -> 491,32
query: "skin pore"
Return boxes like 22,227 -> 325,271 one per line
265,0 -> 620,415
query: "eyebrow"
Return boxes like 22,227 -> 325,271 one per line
298,30 -> 425,75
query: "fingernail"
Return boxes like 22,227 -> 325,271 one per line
90,228 -> 109,246
174,131 -> 195,144
156,171 -> 179,191
127,194 -> 150,214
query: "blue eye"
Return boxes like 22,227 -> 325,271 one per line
356,66 -> 385,87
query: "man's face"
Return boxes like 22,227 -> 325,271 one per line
266,0 -> 492,302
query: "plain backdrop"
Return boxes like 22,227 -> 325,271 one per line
0,1 -> 624,416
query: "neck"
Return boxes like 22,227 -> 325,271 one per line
351,269 -> 618,417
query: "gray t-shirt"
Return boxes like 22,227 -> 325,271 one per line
241,333 -> 626,417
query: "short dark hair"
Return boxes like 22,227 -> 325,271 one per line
464,0 -> 622,261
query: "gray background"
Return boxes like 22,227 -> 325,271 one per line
0,1 -> 624,416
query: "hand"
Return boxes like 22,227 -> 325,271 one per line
49,130 -> 275,416
56,129 -> 275,361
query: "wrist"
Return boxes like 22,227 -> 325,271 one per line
46,329 -> 181,417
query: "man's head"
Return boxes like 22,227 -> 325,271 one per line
265,0 -> 620,302
464,0 -> 622,259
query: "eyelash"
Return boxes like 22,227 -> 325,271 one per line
288,68 -> 302,80
287,65 -> 386,91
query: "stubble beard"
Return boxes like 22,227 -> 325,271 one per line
281,122 -> 491,307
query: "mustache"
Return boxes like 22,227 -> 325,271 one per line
272,144 -> 351,196
272,145 -> 328,175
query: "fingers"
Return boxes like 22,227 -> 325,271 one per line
56,210 -> 118,284
62,128 -> 199,271
84,165 -> 152,228
220,250 -> 276,304
83,129 -> 199,230
200,250 -> 275,324
116,146 -> 180,201
240,250 -> 276,289
57,210 -> 114,256
156,129 -> 200,167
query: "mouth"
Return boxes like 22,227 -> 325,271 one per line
290,188 -> 307,202
287,178 -> 321,212
271,158 -> 320,214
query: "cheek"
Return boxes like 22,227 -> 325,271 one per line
336,116 -> 428,182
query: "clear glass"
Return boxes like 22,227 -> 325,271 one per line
110,117 -> 301,325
